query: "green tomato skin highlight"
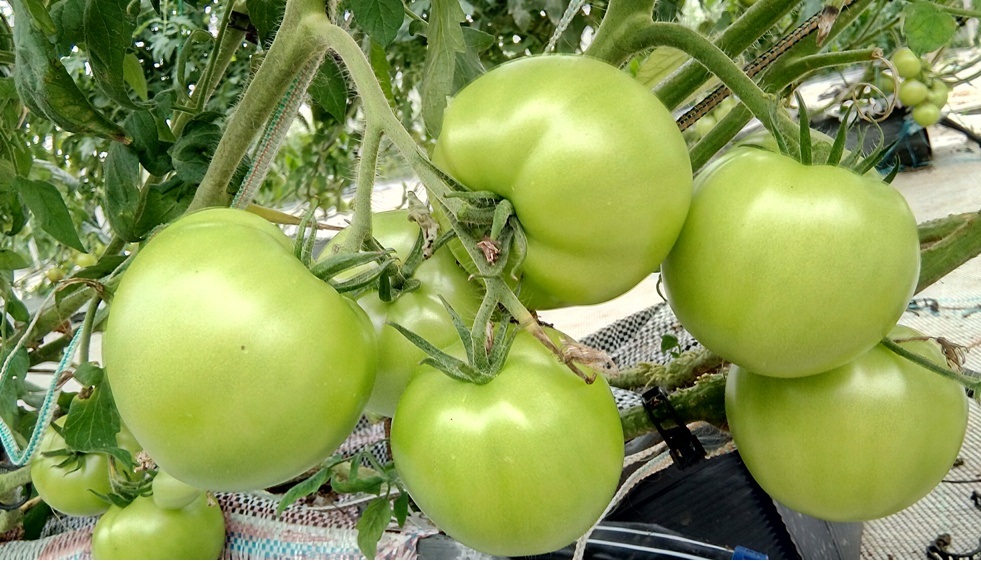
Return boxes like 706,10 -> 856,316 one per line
661,148 -> 920,377
104,208 -> 376,492
391,329 -> 624,557
432,55 -> 692,310
91,494 -> 226,560
726,326 -> 968,522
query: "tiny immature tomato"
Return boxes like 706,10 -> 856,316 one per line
91,494 -> 226,560
912,103 -> 941,127
898,79 -> 929,106
152,470 -> 204,511
927,80 -> 949,107
726,325 -> 969,522
891,48 -> 922,79
74,253 -> 99,268
45,268 -> 65,283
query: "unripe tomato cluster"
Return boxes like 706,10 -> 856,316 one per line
891,47 -> 948,127
661,146 -> 969,522
29,414 -> 226,559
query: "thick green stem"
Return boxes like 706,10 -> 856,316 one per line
608,349 -> 724,391
77,296 -> 101,364
171,3 -> 247,137
937,4 -> 981,19
187,0 -> 331,211
340,122 -> 383,253
653,0 -> 800,109
917,211 -> 981,294
602,23 -> 780,138
620,373 -> 728,440
584,0 -> 655,66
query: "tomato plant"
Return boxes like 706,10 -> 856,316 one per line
30,418 -> 141,517
391,329 -> 624,556
324,210 -> 483,417
661,147 -> 920,377
726,325 -> 969,522
103,208 -> 376,492
431,55 -> 692,310
91,493 -> 226,560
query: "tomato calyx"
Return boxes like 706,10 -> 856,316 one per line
389,297 -> 514,385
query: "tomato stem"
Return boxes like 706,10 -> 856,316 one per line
188,0 -> 332,211
881,338 -> 981,395
619,373 -> 728,440
339,122 -> 383,254
608,349 -> 724,391
917,211 -> 981,294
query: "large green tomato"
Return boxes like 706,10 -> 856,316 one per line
324,210 -> 483,417
91,494 -> 226,559
30,417 -> 141,517
726,325 -> 969,522
103,208 -> 376,492
432,55 -> 692,310
391,329 -> 624,556
661,148 -> 919,377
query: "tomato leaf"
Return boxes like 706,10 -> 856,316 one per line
21,501 -> 52,541
137,177 -> 196,234
0,346 -> 31,433
83,0 -> 140,108
49,0 -> 86,56
420,0 -> 468,137
4,293 -> 31,323
330,468 -> 385,495
72,255 -> 127,281
0,250 -> 30,271
245,0 -> 284,43
123,53 -> 149,102
103,143 -> 145,242
349,0 -> 404,47
170,114 -> 223,184
123,110 -> 175,177
72,361 -> 105,387
275,464 -> 332,515
14,178 -> 85,252
393,493 -> 409,527
307,57 -> 349,123
903,2 -> 957,56
11,0 -> 126,141
63,384 -> 133,469
369,40 -> 396,106
356,496 -> 392,560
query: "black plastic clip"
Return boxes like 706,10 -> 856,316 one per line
641,387 -> 707,470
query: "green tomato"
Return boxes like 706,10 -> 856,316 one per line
75,253 -> 99,269
898,79 -> 929,107
91,494 -> 226,560
152,469 -> 204,511
45,268 -> 65,283
891,48 -> 922,80
912,102 -> 941,127
391,329 -> 624,556
432,55 -> 692,310
926,80 -> 949,107
103,208 -> 376,492
30,417 -> 141,517
324,210 -> 484,417
661,148 -> 919,377
726,325 -> 969,521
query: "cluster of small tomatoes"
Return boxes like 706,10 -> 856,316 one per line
30,413 -> 225,558
29,52 -> 970,558
887,47 -> 950,127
